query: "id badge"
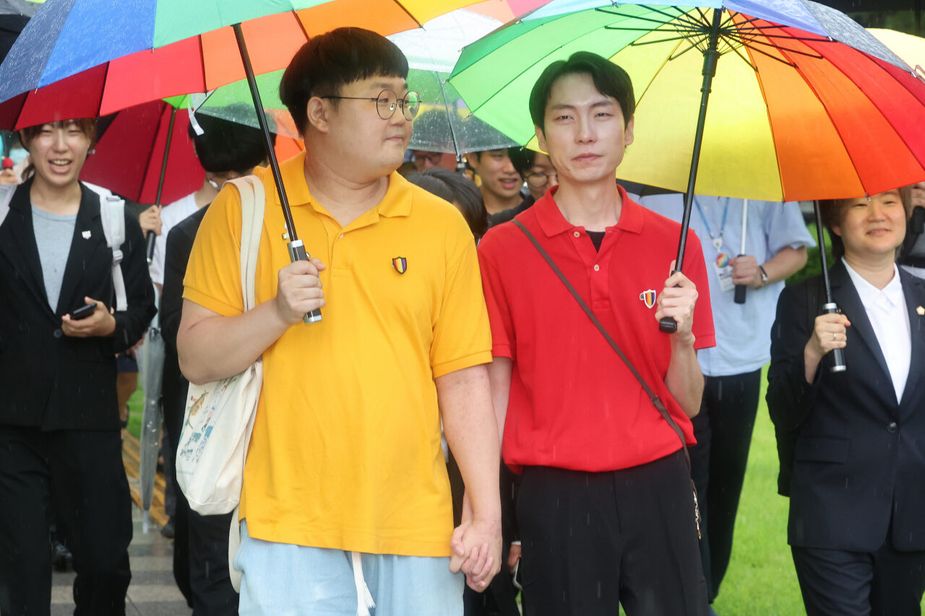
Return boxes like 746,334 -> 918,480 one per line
714,252 -> 735,292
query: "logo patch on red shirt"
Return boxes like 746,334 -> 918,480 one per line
639,289 -> 657,309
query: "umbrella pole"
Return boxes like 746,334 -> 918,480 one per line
147,106 -> 177,264
813,200 -> 846,372
232,23 -> 321,324
660,8 -> 724,333
435,75 -> 464,169
734,198 -> 749,304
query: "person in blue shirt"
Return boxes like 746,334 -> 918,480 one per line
637,192 -> 814,611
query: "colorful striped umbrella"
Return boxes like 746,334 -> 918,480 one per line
451,0 -> 925,202
0,0 -> 499,323
449,0 -> 925,332
0,0 -> 492,124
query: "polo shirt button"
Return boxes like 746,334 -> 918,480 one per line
573,231 -> 580,238
888,421 -> 898,433
339,233 -> 344,239
593,264 -> 600,272
53,328 -> 63,338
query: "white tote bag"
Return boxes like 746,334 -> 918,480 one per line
176,176 -> 265,516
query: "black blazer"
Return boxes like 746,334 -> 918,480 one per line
767,261 -> 925,552
161,204 -> 208,441
0,180 -> 156,430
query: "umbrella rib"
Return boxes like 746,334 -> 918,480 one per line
722,35 -> 759,71
393,1 -> 425,29
735,33 -> 825,61
605,26 -> 704,35
732,38 -> 798,67
596,4 -> 703,33
625,32 -> 708,47
668,37 -> 710,62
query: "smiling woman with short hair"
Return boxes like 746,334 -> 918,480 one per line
768,189 -> 925,615
0,118 -> 155,615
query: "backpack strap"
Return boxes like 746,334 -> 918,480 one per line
99,193 -> 127,312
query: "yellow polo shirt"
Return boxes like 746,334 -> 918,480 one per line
183,154 -> 491,556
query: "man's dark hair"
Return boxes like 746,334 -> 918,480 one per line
280,27 -> 409,135
529,51 -> 635,130
188,109 -> 268,174
470,147 -> 529,177
507,147 -> 538,177
406,168 -> 487,240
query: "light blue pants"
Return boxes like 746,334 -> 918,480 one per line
236,522 -> 464,616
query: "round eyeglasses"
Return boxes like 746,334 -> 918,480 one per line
320,89 -> 421,121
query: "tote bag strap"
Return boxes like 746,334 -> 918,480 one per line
229,177 -> 265,311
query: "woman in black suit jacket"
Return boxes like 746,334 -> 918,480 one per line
768,189 -> 925,616
0,119 -> 155,616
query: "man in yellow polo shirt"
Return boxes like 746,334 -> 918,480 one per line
177,28 -> 501,616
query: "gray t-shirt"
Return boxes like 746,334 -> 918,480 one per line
32,206 -> 76,311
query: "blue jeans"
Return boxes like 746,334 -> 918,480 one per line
236,522 -> 464,616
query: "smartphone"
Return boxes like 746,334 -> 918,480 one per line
69,302 -> 97,321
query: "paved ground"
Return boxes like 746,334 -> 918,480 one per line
51,507 -> 191,616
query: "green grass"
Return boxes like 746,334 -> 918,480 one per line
711,371 -> 802,615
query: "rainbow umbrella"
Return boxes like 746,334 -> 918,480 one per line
0,0 -> 492,322
450,0 -> 925,334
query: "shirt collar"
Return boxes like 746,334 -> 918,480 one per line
842,259 -> 904,309
269,152 -> 411,219
534,183 -> 644,237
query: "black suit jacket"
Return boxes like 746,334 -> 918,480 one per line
161,204 -> 208,442
0,180 -> 156,430
767,261 -> 925,552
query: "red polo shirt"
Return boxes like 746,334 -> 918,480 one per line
478,186 -> 715,472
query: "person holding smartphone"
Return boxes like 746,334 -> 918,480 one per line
0,118 -> 156,615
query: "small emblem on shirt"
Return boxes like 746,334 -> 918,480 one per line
639,289 -> 656,309
392,256 -> 408,275
917,305 -> 925,316
81,230 -> 91,240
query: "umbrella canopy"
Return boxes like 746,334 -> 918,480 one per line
81,100 -> 204,206
450,0 -> 925,202
175,68 -> 519,157
869,28 -> 925,75
0,0 -> 489,125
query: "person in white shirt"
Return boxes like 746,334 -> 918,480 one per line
768,189 -> 925,616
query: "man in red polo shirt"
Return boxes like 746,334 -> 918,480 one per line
478,51 -> 715,616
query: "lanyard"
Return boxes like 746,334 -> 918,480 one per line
693,197 -> 729,242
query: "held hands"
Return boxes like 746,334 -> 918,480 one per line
138,205 -> 163,236
731,255 -> 762,288
507,541 -> 522,573
450,507 -> 502,592
61,297 -> 116,338
274,258 -> 326,324
655,261 -> 698,344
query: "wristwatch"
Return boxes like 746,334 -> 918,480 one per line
758,265 -> 770,287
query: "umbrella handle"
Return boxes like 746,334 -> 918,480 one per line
733,255 -> 747,304
658,316 -> 678,333
288,240 -> 323,324
823,302 -> 847,373
146,231 -> 156,265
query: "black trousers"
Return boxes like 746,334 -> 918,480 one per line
517,451 -> 708,616
0,427 -> 132,616
792,543 -> 925,616
164,386 -> 238,616
689,369 -> 761,601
